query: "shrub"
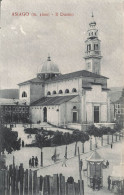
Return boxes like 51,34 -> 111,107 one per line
24,128 -> 39,134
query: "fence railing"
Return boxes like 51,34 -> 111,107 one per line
0,163 -> 84,195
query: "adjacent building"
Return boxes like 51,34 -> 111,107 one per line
112,89 -> 124,127
0,98 -> 29,124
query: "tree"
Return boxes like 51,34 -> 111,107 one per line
35,133 -> 48,166
51,131 -> 63,146
35,133 -> 48,150
87,125 -> 102,137
80,131 -> 89,153
0,124 -> 21,155
122,88 -> 124,97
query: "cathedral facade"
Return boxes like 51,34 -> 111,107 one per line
18,15 -> 110,128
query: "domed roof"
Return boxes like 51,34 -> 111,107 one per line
41,56 -> 60,74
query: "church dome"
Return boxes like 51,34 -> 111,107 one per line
41,56 -> 60,74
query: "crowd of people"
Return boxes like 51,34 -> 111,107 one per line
29,156 -> 38,168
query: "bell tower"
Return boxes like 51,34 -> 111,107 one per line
84,13 -> 102,75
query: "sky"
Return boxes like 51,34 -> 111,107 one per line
0,0 -> 124,89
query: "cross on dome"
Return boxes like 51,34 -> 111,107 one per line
47,53 -> 51,61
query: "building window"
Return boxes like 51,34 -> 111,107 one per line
73,106 -> 77,109
65,89 -> 69,93
47,91 -> 51,95
53,90 -> 57,94
94,44 -> 99,50
58,90 -> 63,94
72,88 -> 77,93
22,91 -> 27,97
87,45 -> 88,51
87,44 -> 91,51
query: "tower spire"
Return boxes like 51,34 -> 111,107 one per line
91,12 -> 94,18
84,14 -> 102,75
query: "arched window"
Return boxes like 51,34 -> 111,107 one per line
53,90 -> 57,94
47,91 -> 51,95
59,90 -> 63,94
73,106 -> 77,109
65,89 -> 69,93
91,32 -> 93,36
72,88 -> 77,93
22,91 -> 27,98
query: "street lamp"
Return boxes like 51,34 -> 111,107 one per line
107,132 -> 110,145
90,136 -> 92,150
57,108 -> 59,127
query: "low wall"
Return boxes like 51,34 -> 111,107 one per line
67,123 -> 115,131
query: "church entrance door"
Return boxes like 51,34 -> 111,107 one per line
73,112 -> 77,123
94,106 -> 99,123
43,107 -> 47,122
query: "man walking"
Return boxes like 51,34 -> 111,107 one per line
32,156 -> 35,168
62,156 -> 67,167
108,176 -> 111,190
106,160 -> 109,168
29,158 -> 31,168
111,143 -> 113,149
35,156 -> 38,167
97,177 -> 101,190
92,175 -> 96,190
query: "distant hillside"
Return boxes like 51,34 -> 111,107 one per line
109,87 -> 123,102
0,89 -> 19,99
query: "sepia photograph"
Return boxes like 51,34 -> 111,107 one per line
0,0 -> 124,194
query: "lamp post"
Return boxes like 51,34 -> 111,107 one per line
95,136 -> 98,149
57,108 -> 59,127
112,133 -> 113,143
90,136 -> 92,150
101,135 -> 103,146
107,132 -> 110,145
82,142 -> 84,153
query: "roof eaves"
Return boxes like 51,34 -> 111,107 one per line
45,75 -> 109,83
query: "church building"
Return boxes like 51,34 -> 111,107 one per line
18,15 -> 110,129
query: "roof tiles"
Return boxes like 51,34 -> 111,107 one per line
31,95 -> 77,106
